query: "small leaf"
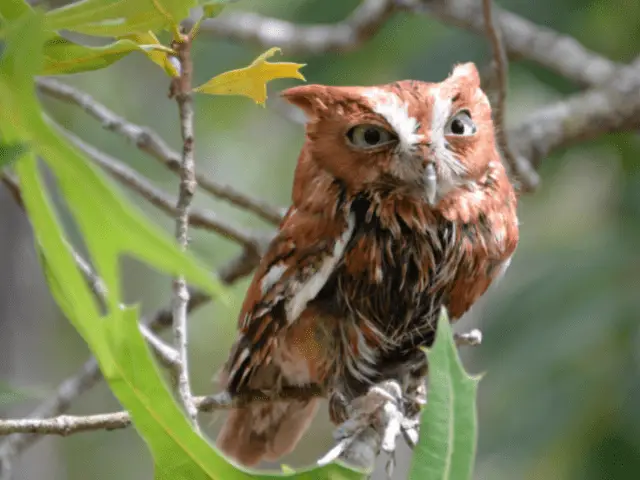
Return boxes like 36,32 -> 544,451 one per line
409,310 -> 481,480
0,141 -> 28,167
124,31 -> 179,77
193,47 -> 306,106
45,0 -> 196,37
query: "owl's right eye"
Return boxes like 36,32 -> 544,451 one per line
346,125 -> 396,149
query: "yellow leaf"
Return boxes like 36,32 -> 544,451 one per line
124,31 -> 179,77
193,47 -> 306,105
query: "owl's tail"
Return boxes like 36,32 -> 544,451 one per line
216,399 -> 319,466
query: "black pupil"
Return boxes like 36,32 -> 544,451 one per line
363,128 -> 381,145
451,118 -> 465,134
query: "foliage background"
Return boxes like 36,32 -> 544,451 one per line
1,0 -> 639,479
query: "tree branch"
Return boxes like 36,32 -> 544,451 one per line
58,127 -> 263,251
36,78 -> 283,225
195,0 -> 620,88
509,60 -> 640,166
168,30 -> 200,430
405,0 -> 622,87
481,0 -> 539,191
192,0 -> 396,54
0,386 -> 326,437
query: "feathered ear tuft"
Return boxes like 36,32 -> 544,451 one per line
448,62 -> 481,89
281,84 -> 333,119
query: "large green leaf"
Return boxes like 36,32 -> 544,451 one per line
409,310 -> 480,480
45,0 -> 197,37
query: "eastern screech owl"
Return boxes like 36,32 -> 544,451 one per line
216,62 -> 519,466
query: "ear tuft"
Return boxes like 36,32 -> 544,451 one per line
280,84 -> 331,119
449,62 -> 480,89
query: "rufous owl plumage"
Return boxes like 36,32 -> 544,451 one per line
216,62 -> 519,466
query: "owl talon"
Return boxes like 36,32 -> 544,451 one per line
319,380 -> 421,469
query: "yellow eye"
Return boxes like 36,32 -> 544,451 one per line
346,124 -> 396,149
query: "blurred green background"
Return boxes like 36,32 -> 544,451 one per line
1,0 -> 640,479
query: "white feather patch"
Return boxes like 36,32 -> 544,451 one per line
260,263 -> 287,294
363,89 -> 424,152
285,213 -> 356,322
430,88 -> 467,197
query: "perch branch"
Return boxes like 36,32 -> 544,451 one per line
168,30 -> 200,430
0,386 -> 325,437
36,78 -> 283,225
192,0 -> 396,54
481,0 -> 539,191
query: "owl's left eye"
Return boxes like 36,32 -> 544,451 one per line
444,110 -> 477,136
346,125 -> 396,149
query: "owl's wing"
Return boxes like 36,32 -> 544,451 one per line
223,206 -> 355,394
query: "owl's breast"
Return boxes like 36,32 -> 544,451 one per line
312,199 -> 461,359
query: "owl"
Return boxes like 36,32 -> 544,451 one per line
216,63 -> 519,466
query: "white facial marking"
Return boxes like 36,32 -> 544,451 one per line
260,263 -> 287,294
363,89 -> 424,153
285,213 -> 355,322
429,87 -> 468,199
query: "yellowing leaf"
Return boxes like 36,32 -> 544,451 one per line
124,31 -> 179,77
193,47 -> 305,105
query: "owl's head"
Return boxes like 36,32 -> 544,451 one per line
282,63 -> 498,206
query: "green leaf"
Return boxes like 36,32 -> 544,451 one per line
0,0 -> 30,20
409,310 -> 480,480
45,0 -> 197,37
0,141 -> 28,168
0,0 -> 167,75
41,36 -> 153,75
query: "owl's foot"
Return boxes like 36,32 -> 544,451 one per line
317,379 -> 418,477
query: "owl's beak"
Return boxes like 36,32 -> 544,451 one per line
424,162 -> 437,206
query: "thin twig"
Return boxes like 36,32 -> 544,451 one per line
192,0 -> 396,54
168,29 -> 200,430
36,78 -> 283,225
57,127 -> 262,251
481,0 -> 539,191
